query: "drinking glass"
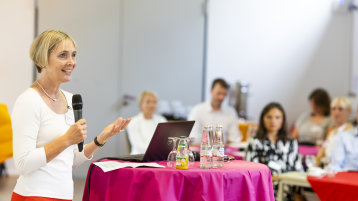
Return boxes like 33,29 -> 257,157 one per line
167,137 -> 178,168
186,137 -> 195,168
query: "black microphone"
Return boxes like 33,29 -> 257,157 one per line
72,94 -> 83,152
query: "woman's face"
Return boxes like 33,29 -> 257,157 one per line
140,95 -> 157,117
309,99 -> 322,115
331,103 -> 350,125
263,108 -> 283,134
44,39 -> 77,83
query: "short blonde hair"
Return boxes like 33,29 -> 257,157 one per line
331,97 -> 352,111
30,30 -> 76,73
138,90 -> 158,105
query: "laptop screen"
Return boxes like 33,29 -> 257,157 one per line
143,121 -> 195,162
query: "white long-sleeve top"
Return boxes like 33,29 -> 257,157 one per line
12,88 -> 90,200
127,113 -> 166,154
188,101 -> 241,145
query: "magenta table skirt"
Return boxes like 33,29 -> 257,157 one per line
82,160 -> 275,201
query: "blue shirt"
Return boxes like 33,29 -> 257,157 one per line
331,128 -> 358,171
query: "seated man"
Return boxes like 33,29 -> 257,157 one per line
188,78 -> 241,145
330,107 -> 358,171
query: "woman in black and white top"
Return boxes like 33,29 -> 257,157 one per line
245,102 -> 302,176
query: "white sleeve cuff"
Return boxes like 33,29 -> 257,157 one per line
73,145 -> 92,168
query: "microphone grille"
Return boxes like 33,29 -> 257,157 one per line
72,94 -> 83,109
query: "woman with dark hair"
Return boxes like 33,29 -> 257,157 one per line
245,102 -> 302,176
291,88 -> 331,146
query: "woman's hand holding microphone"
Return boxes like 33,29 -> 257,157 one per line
65,119 -> 87,146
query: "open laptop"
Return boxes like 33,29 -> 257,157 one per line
117,121 -> 195,162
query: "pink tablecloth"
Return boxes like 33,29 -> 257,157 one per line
298,145 -> 319,156
82,160 -> 274,201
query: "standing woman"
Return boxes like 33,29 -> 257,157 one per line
245,102 -> 302,176
11,30 -> 131,201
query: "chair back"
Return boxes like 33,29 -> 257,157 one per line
238,122 -> 258,142
0,104 -> 13,164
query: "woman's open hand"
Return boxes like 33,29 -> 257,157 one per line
98,117 -> 131,143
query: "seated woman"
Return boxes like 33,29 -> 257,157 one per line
291,88 -> 331,146
127,91 -> 166,154
245,102 -> 302,176
331,107 -> 358,172
315,97 -> 354,167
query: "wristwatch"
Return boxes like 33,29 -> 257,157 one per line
94,136 -> 106,147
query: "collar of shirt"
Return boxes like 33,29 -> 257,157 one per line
205,101 -> 225,113
139,112 -> 154,121
337,123 -> 347,133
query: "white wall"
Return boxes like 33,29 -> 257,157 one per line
0,0 -> 34,112
38,0 -> 124,178
0,0 -> 35,175
38,0 -> 204,177
119,0 -> 204,117
352,3 -> 358,96
206,0 -> 353,125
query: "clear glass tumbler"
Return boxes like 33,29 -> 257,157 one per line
167,137 -> 178,168
186,137 -> 195,168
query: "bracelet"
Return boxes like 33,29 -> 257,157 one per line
94,136 -> 106,147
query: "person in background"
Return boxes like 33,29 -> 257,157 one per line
127,90 -> 166,154
315,97 -> 353,167
245,102 -> 302,176
11,30 -> 131,201
291,88 -> 331,146
330,107 -> 358,172
188,78 -> 241,145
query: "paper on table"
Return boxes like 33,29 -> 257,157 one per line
94,161 -> 165,172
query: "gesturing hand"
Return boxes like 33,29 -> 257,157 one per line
65,119 -> 87,145
99,117 -> 131,142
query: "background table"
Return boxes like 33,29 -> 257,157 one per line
83,160 -> 275,201
307,171 -> 358,201
298,145 -> 319,156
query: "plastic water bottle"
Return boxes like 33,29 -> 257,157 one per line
212,125 -> 224,168
200,125 -> 212,169
176,136 -> 189,170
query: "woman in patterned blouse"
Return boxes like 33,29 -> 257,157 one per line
245,102 -> 302,176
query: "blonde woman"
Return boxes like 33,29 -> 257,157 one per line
11,30 -> 131,201
315,97 -> 354,167
127,91 -> 167,154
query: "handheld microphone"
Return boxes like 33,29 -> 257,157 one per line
72,94 -> 83,152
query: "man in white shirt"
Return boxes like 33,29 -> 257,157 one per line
188,78 -> 241,145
